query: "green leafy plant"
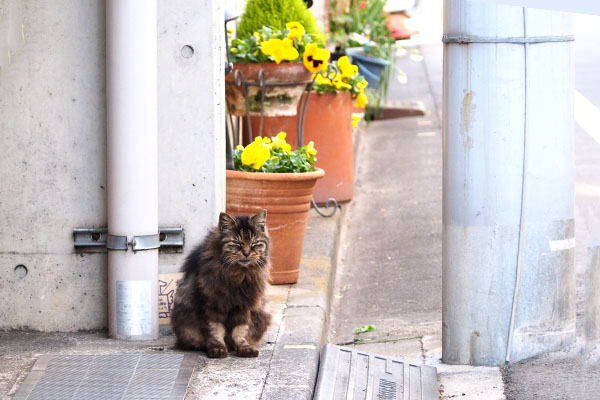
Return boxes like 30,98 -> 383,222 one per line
234,132 -> 317,173
229,24 -> 329,72
236,0 -> 324,45
354,324 -> 376,334
312,56 -> 368,106
330,0 -> 394,59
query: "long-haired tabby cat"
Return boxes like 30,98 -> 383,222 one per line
171,210 -> 272,358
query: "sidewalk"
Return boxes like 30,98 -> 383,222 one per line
327,41 -> 506,400
0,210 -> 340,400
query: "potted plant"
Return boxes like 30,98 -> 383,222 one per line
246,56 -> 368,204
226,0 -> 329,117
226,133 -> 324,284
329,0 -> 396,89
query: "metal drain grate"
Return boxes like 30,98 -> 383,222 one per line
13,353 -> 197,400
314,344 -> 438,400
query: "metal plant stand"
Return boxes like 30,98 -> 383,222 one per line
225,65 -> 339,217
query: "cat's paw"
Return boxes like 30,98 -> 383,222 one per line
237,345 -> 259,358
206,345 -> 229,358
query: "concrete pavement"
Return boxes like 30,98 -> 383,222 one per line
0,209 -> 340,400
329,41 -> 505,400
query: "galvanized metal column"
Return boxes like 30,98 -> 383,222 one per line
106,0 -> 159,340
585,245 -> 600,345
442,0 -> 575,365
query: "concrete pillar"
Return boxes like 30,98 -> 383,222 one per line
442,0 -> 575,365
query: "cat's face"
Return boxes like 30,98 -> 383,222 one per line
218,210 -> 269,270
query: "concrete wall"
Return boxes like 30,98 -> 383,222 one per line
0,0 -> 224,331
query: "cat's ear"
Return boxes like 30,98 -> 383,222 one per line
251,209 -> 267,232
219,212 -> 238,232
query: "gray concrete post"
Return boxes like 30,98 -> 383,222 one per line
442,0 -> 575,365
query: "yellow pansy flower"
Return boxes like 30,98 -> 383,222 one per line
253,31 -> 261,42
356,79 -> 368,90
354,92 -> 368,108
235,144 -> 244,150
241,137 -> 272,169
261,38 -> 299,64
286,21 -> 305,40
271,131 -> 292,152
338,56 -> 358,77
313,73 -> 333,86
352,114 -> 361,128
305,141 -> 317,157
303,43 -> 330,73
332,75 -> 352,90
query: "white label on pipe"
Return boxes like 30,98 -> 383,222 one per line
117,280 -> 152,336
549,237 -> 576,252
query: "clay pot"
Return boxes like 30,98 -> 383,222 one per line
225,168 -> 325,284
225,62 -> 312,117
247,92 -> 355,204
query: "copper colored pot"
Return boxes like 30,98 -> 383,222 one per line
247,91 -> 355,204
225,168 -> 325,284
225,62 -> 312,117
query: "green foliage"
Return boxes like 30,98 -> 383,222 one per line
233,134 -> 317,173
353,325 -> 376,334
330,0 -> 394,59
229,26 -> 317,64
236,0 -> 324,44
312,58 -> 368,99
234,146 -> 316,173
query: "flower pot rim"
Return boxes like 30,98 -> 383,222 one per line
231,61 -> 308,67
226,168 -> 325,181
348,52 -> 391,66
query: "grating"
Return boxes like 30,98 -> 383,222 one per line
12,353 -> 197,400
314,344 -> 438,400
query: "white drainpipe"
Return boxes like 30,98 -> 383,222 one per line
106,0 -> 159,340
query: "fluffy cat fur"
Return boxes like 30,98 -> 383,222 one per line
171,210 -> 272,358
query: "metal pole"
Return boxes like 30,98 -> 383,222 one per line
106,0 -> 159,340
585,245 -> 600,346
442,0 -> 575,365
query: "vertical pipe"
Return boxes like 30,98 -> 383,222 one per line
442,0 -> 575,365
106,0 -> 159,340
585,245 -> 600,345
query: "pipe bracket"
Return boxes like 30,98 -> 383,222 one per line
107,234 -> 128,250
442,35 -> 575,44
74,228 -> 184,251
131,234 -> 160,252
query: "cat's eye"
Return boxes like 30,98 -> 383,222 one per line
252,243 -> 266,251
225,243 -> 241,251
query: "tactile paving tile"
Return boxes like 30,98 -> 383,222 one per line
314,344 -> 438,400
13,353 -> 197,400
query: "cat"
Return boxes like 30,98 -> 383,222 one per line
171,210 -> 273,358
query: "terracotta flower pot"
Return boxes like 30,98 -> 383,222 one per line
225,62 -> 312,117
225,168 -> 325,284
246,92 -> 355,204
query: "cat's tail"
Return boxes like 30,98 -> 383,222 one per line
248,307 -> 273,345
